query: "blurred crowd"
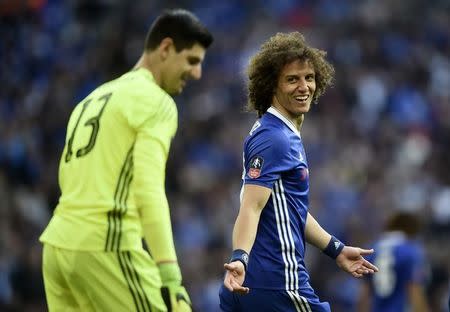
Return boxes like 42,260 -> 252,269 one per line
1,0 -> 449,311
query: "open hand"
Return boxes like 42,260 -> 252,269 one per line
336,246 -> 379,278
223,261 -> 250,294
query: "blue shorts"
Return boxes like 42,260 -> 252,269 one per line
219,285 -> 331,312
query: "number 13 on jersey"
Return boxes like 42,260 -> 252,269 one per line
65,93 -> 112,162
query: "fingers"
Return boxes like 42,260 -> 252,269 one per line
223,273 -> 249,294
230,279 -> 249,294
358,248 -> 374,255
224,273 -> 234,292
354,266 -> 375,278
224,262 -> 240,272
223,265 -> 249,294
363,259 -> 379,272
224,262 -> 235,271
372,262 -> 379,271
355,248 -> 379,273
352,271 -> 363,278
351,260 -> 378,278
356,268 -> 371,275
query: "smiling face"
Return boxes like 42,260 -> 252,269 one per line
161,42 -> 206,95
272,59 -> 316,123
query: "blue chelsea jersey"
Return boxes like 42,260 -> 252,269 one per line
366,232 -> 427,312
241,107 -> 313,293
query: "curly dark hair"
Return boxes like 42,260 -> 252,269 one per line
246,32 -> 334,117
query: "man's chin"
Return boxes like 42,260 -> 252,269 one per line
296,107 -> 310,114
168,87 -> 183,96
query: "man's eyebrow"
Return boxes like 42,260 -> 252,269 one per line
285,72 -> 315,78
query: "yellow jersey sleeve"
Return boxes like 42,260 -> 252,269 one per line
134,112 -> 179,263
40,68 -> 178,252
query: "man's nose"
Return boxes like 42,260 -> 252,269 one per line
190,65 -> 202,80
297,79 -> 308,91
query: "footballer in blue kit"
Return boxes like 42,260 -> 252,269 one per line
220,32 -> 379,312
220,108 -> 331,311
242,108 -> 312,292
358,212 -> 430,312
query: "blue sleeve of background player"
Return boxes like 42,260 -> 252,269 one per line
243,128 -> 291,189
409,244 -> 428,285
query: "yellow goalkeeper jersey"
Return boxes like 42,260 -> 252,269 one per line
40,68 -> 177,251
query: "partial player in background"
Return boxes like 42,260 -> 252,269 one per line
219,32 -> 378,312
357,212 -> 430,312
39,9 -> 213,312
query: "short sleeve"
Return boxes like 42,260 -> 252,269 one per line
243,128 -> 291,189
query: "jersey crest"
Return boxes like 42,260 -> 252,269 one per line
249,156 -> 264,178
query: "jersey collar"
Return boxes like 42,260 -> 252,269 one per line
136,67 -> 156,82
267,107 -> 301,138
380,231 -> 407,245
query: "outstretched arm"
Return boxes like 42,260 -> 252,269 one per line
305,212 -> 378,277
223,184 -> 271,294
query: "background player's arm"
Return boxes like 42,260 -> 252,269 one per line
408,280 -> 430,312
356,281 -> 371,312
305,213 -> 378,277
408,247 -> 431,312
223,184 -> 271,294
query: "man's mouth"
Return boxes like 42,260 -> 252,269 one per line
294,95 -> 309,103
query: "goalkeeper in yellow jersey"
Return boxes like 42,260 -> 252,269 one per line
39,9 -> 213,312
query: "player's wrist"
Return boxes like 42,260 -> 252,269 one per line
323,236 -> 345,259
158,262 -> 182,285
229,249 -> 249,271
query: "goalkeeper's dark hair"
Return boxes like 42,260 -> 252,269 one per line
144,9 -> 213,52
246,32 -> 334,117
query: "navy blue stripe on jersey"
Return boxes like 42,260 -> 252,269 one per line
105,144 -> 134,251
124,251 -> 152,312
118,251 -> 143,312
115,150 -> 134,250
